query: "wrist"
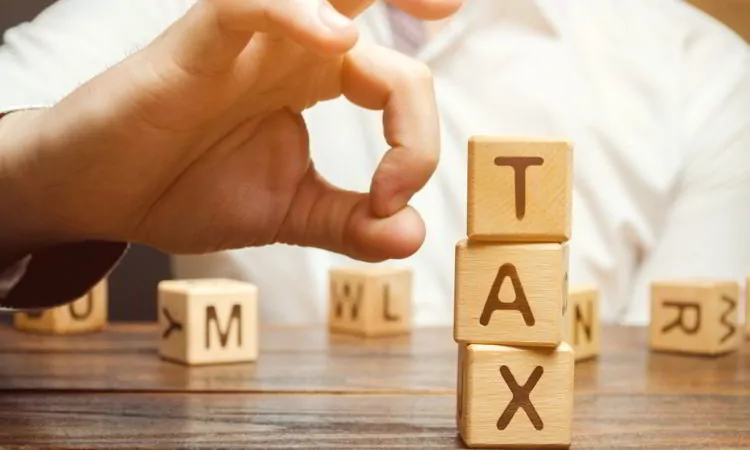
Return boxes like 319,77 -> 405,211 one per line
0,109 -> 76,260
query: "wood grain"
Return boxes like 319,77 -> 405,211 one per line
0,392 -> 749,449
1,324 -> 750,448
1,325 -> 750,395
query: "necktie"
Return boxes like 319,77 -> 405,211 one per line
385,3 -> 427,56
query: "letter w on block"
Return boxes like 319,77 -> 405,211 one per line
332,281 -> 363,320
497,365 -> 544,431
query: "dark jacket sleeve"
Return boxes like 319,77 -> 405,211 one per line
0,241 -> 126,309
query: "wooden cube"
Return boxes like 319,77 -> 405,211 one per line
329,267 -> 412,337
457,343 -> 574,448
467,136 -> 573,243
650,281 -> 740,356
14,279 -> 108,334
746,276 -> 749,339
565,286 -> 601,361
158,279 -> 258,365
454,240 -> 568,347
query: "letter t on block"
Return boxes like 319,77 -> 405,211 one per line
158,279 -> 258,365
467,137 -> 572,243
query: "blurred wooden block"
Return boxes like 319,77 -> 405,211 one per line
689,0 -> 750,43
454,240 -> 568,347
158,279 -> 258,365
650,281 -> 740,356
467,137 -> 572,243
565,286 -> 601,361
457,343 -> 574,448
14,280 -> 108,334
329,267 -> 412,337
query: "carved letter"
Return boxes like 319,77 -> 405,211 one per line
661,301 -> 701,335
494,156 -> 544,220
205,304 -> 242,349
332,280 -> 363,320
161,308 -> 183,339
480,263 -> 534,327
382,285 -> 400,322
497,365 -> 544,431
574,301 -> 593,346
69,294 -> 94,321
720,295 -> 737,344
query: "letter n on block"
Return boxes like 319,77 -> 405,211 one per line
650,281 -> 740,356
14,279 -> 108,334
454,240 -> 568,346
565,286 -> 601,361
329,268 -> 412,337
158,279 -> 258,365
457,343 -> 574,448
467,137 -> 572,242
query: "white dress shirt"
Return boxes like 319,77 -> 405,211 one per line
1,0 -> 748,324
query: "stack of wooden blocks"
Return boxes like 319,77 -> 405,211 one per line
455,137 -> 574,448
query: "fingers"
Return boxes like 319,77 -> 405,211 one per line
341,44 -> 440,218
164,0 -> 358,76
332,0 -> 464,20
278,170 -> 426,262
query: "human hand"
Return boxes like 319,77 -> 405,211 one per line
0,0 -> 463,261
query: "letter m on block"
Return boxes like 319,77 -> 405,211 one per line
205,304 -> 243,349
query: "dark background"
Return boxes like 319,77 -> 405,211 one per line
1,0 -> 171,323
0,1 -> 747,323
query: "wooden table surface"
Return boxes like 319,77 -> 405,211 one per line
0,324 -> 749,449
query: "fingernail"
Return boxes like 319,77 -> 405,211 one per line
318,2 -> 353,33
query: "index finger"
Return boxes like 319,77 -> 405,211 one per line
332,0 -> 464,20
341,44 -> 440,218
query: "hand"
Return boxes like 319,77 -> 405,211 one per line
0,0 -> 463,261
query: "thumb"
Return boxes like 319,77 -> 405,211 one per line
160,0 -> 359,76
277,170 -> 426,262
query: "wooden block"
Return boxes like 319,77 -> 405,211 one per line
454,240 -> 568,347
650,281 -> 740,356
457,343 -> 574,448
158,279 -> 258,365
746,276 -> 749,339
14,280 -> 108,334
329,267 -> 412,337
467,136 -> 572,243
564,286 -> 601,361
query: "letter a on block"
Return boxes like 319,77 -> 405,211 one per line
455,240 -> 567,346
480,264 -> 535,327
